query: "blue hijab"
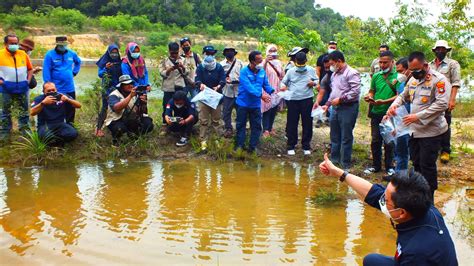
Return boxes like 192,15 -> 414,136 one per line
96,44 -> 122,88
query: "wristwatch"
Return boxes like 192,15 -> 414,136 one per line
339,170 -> 349,182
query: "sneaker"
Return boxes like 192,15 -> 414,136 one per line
363,167 -> 379,175
440,152 -> 450,164
201,141 -> 207,151
176,137 -> 188,147
386,168 -> 396,176
287,150 -> 296,156
303,150 -> 312,156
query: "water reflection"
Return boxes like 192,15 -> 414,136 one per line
0,161 -> 470,264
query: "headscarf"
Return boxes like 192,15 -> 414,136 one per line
203,55 -> 217,71
265,44 -> 282,67
122,42 -> 145,79
96,44 -> 122,87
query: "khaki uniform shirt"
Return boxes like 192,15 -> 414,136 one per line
429,57 -> 461,87
103,89 -> 138,128
220,58 -> 244,98
392,69 -> 451,138
159,57 -> 189,92
182,52 -> 200,86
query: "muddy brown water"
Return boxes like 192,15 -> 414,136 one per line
0,160 -> 472,265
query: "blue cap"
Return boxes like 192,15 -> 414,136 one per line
203,45 -> 217,54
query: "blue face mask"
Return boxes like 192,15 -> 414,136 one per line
204,55 -> 215,62
382,67 -> 391,73
57,45 -> 67,52
296,65 -> 307,72
131,52 -> 140,59
8,44 -> 19,53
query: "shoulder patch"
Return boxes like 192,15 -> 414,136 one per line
437,81 -> 445,94
166,104 -> 171,109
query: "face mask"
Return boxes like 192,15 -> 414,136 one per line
225,52 -> 235,59
8,44 -> 19,53
131,52 -> 140,59
382,67 -> 391,74
379,194 -> 401,222
295,65 -> 307,72
328,48 -> 336,54
269,52 -> 278,58
203,56 -> 216,71
329,65 -> 337,72
56,45 -> 67,52
435,52 -> 447,61
175,104 -> 184,109
27,50 -> 32,56
205,55 -> 215,62
397,73 -> 407,83
110,52 -> 119,59
182,46 -> 191,53
255,64 -> 263,70
412,69 -> 426,80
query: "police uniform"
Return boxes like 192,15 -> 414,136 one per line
392,69 -> 451,195
429,57 -> 461,155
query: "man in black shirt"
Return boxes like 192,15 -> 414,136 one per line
316,40 -> 337,79
164,90 -> 198,146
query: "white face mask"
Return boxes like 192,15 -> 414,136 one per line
255,64 -> 263,70
27,50 -> 32,56
328,48 -> 336,53
379,193 -> 401,222
175,104 -> 184,109
329,65 -> 337,72
397,73 -> 407,83
382,67 -> 391,74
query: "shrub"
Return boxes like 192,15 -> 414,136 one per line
130,15 -> 153,31
49,8 -> 87,31
183,24 -> 200,34
147,32 -> 171,47
207,23 -> 225,38
99,14 -> 152,32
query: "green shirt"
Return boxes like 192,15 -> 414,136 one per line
370,68 -> 399,115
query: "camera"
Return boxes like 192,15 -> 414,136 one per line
136,85 -> 148,96
45,92 -> 62,101
169,117 -> 183,123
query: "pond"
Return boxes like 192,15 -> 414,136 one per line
0,160 -> 472,264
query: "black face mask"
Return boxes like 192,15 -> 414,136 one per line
225,52 -> 235,60
110,52 -> 120,59
412,69 -> 426,80
182,46 -> 191,53
435,52 -> 447,60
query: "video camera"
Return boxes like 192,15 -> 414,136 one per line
45,91 -> 62,101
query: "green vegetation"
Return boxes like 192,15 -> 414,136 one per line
311,189 -> 345,205
12,130 -> 55,164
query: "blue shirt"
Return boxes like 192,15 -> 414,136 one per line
236,66 -> 274,108
397,81 -> 411,112
42,49 -> 81,94
121,62 -> 149,87
364,184 -> 458,266
32,94 -> 72,126
195,63 -> 226,90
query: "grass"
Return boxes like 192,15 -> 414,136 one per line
311,189 -> 345,206
12,130 -> 55,164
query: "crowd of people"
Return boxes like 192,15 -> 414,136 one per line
0,33 -> 462,265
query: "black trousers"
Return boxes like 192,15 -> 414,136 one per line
161,88 -> 184,124
168,116 -> 198,137
286,98 -> 313,150
410,134 -> 443,196
441,110 -> 451,154
108,116 -> 154,143
65,92 -> 76,124
370,113 -> 394,171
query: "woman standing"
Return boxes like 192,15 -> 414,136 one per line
261,44 -> 283,138
95,44 -> 122,137
121,42 -> 151,90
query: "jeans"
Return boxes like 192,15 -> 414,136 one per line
370,113 -> 394,171
222,96 -> 236,131
65,92 -> 76,124
363,254 -> 395,266
108,116 -> 154,144
168,115 -> 198,137
330,102 -> 359,169
262,106 -> 278,132
235,105 -> 262,152
286,98 -> 313,150
441,110 -> 451,154
1,91 -> 30,135
410,134 -> 443,195
38,122 -> 78,144
395,134 -> 410,171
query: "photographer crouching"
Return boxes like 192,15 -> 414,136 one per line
30,82 -> 81,145
104,75 -> 153,145
164,90 -> 198,146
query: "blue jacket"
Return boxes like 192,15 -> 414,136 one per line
236,66 -> 274,108
43,49 -> 81,94
195,63 -> 226,89
365,184 -> 458,266
121,62 -> 149,87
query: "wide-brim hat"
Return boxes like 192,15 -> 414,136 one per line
432,40 -> 452,51
55,36 -> 69,46
203,45 -> 218,54
223,47 -> 237,54
287,47 -> 309,57
116,75 -> 134,87
20,38 -> 35,50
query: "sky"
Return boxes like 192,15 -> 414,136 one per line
314,0 -> 474,22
